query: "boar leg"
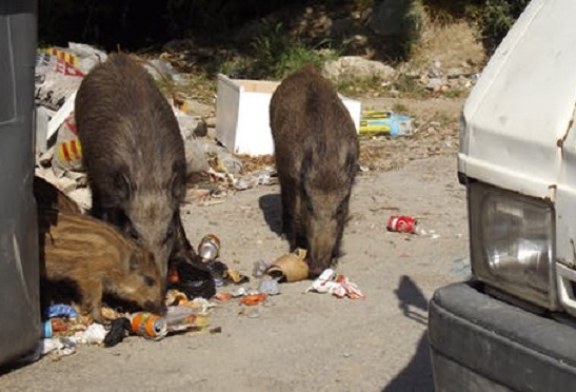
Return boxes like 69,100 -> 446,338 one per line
80,279 -> 105,324
280,177 -> 296,238
170,212 -> 196,262
291,192 -> 308,251
169,212 -> 212,274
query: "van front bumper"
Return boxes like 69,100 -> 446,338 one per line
428,282 -> 576,392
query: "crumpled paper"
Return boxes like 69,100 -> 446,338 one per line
305,269 -> 365,299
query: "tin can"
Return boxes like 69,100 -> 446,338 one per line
387,215 -> 417,234
130,312 -> 167,340
198,234 -> 220,262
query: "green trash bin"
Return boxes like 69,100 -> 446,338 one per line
0,0 -> 41,366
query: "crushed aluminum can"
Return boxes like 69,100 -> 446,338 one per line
198,234 -> 220,262
387,215 -> 418,234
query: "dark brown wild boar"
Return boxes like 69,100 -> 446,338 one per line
39,210 -> 165,323
269,64 -> 359,277
75,52 -> 207,283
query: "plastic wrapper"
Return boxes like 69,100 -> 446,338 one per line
71,323 -> 107,345
306,269 -> 366,299
165,306 -> 209,333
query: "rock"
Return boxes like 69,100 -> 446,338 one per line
175,110 -> 201,140
193,121 -> 208,138
204,116 -> 217,128
184,138 -> 210,174
426,78 -> 444,91
323,56 -> 396,80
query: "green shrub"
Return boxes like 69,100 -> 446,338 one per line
228,22 -> 338,80
475,0 -> 530,51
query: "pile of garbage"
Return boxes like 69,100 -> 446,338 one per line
28,44 -> 369,365
34,42 -> 277,211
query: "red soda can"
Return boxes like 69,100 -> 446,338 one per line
387,215 -> 417,233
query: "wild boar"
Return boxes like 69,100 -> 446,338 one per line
269,64 -> 359,277
75,52 -> 203,282
39,210 -> 165,323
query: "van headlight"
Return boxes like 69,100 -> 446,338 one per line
469,182 -> 556,309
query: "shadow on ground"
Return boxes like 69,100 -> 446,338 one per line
382,275 -> 435,392
258,193 -> 283,236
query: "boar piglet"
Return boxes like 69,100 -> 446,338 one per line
75,52 -> 204,282
39,210 -> 165,323
270,64 -> 359,277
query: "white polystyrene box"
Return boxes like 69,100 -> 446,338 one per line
215,73 -> 361,156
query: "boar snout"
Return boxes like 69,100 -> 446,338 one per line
144,300 -> 167,316
308,221 -> 341,277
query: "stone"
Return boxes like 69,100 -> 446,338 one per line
323,56 -> 396,80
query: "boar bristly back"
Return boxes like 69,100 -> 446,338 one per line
76,53 -> 187,279
270,64 -> 359,277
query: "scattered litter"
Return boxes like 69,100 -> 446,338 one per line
306,269 -> 365,299
266,248 -> 310,283
46,304 -> 78,319
359,111 -> 413,137
177,297 -> 216,315
240,293 -> 267,306
215,292 -> 232,301
253,259 -> 271,278
72,322 -> 107,345
209,326 -> 222,334
168,261 -> 217,299
165,306 -> 210,333
231,287 -> 248,298
223,268 -> 250,284
198,234 -> 221,262
232,169 -> 278,191
387,215 -> 419,234
129,312 -> 168,340
104,318 -> 131,348
36,337 -> 77,360
258,277 -> 280,295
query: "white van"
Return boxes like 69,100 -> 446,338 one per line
429,0 -> 576,390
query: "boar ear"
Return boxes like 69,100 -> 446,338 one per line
113,171 -> 132,201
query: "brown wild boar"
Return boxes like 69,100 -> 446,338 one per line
39,210 -> 165,323
269,64 -> 359,277
33,176 -> 81,214
75,52 -> 205,282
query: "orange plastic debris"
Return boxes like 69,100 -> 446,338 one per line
240,293 -> 267,306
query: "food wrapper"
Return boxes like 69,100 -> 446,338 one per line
306,269 -> 365,299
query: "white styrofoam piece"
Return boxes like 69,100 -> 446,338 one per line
215,74 -> 361,156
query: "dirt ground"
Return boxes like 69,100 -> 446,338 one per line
0,96 -> 472,391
